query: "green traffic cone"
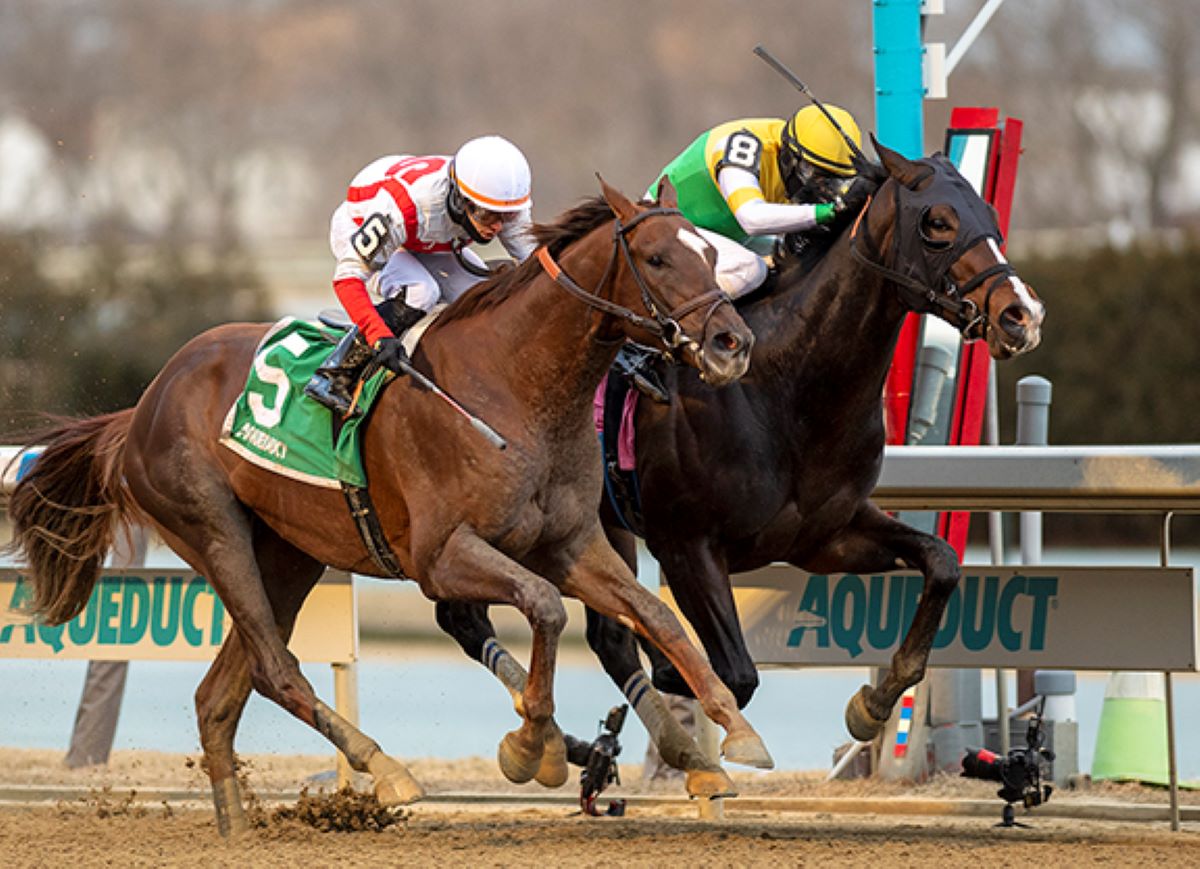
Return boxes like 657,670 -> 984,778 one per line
1091,672 -> 1168,786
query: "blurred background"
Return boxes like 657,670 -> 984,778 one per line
1,0 -> 1198,526
2,1 -> 1200,773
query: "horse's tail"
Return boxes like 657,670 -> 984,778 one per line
3,410 -> 142,625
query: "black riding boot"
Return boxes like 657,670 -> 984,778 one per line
614,342 -> 670,404
375,299 -> 428,365
304,328 -> 374,417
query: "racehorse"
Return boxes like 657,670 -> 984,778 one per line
435,138 -> 1045,777
4,178 -> 768,837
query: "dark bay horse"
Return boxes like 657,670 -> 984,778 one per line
436,138 -> 1045,775
4,179 -> 768,836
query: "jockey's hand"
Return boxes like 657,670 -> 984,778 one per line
836,176 -> 874,217
817,184 -> 867,226
372,336 -> 410,375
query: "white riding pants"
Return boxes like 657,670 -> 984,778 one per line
371,247 -> 489,312
697,228 -> 769,299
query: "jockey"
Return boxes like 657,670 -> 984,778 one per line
623,105 -> 866,401
651,104 -> 865,301
305,135 -> 535,417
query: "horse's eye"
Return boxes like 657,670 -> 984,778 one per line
647,254 -> 664,268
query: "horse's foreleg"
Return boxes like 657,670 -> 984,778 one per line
434,601 -> 569,787
421,525 -> 567,786
804,504 -> 960,741
585,609 -> 735,798
652,539 -> 761,708
561,530 -> 773,771
592,520 -> 733,794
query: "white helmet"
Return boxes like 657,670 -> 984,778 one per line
450,136 -> 532,212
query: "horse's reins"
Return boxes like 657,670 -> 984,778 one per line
848,170 -> 1018,342
536,207 -> 731,359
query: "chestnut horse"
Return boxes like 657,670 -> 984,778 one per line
435,139 -> 1046,777
5,179 -> 768,837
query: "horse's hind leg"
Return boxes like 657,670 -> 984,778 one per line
193,519 -> 334,836
195,627 -> 257,836
420,525 -> 567,786
138,486 -> 420,831
585,522 -> 734,796
584,608 -> 735,798
802,504 -> 960,741
434,601 -> 570,787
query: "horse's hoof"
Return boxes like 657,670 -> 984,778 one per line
367,753 -> 425,805
211,777 -> 249,838
845,684 -> 889,742
685,766 -> 738,799
721,732 -> 774,770
844,686 -> 892,739
534,723 -> 569,788
498,729 -> 542,784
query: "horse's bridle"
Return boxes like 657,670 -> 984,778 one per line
849,155 -> 1018,342
536,207 -> 731,358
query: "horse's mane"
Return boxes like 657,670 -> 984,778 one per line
432,196 -> 615,328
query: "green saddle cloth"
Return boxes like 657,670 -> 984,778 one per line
219,317 -> 390,488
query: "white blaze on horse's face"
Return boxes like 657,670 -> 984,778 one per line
676,227 -> 715,269
987,238 -> 1045,349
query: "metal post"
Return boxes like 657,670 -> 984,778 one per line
1015,377 -> 1051,707
333,661 -> 361,789
64,526 -> 148,768
1160,511 -> 1180,831
985,363 -> 1009,756
1016,376 -> 1051,563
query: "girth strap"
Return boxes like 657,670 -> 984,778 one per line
341,483 -> 409,578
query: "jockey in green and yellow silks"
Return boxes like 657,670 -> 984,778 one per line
650,105 -> 863,300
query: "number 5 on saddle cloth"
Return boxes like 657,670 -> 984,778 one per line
220,316 -> 415,576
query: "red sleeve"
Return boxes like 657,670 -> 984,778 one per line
333,277 -> 393,346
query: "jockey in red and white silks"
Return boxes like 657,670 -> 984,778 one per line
330,137 -> 535,347
304,135 -> 535,418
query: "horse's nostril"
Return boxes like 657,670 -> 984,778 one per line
1000,305 -> 1026,337
717,332 -> 741,353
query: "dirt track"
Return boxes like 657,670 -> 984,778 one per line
2,749 -> 1198,867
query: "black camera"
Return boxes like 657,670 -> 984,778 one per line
579,704 -> 628,817
962,703 -> 1055,827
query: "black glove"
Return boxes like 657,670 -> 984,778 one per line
834,175 -> 875,217
372,336 -> 410,375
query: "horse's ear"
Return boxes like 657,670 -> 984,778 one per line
872,133 -> 924,187
851,143 -> 886,185
597,173 -> 639,222
654,175 -> 678,208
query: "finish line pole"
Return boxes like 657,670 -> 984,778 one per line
872,0 -> 926,158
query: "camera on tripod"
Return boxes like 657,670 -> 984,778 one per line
961,699 -> 1055,827
579,704 -> 628,817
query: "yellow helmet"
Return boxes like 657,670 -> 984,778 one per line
782,105 -> 862,177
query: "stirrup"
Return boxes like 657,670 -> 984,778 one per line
630,369 -> 669,404
615,343 -> 670,404
304,376 -> 362,419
